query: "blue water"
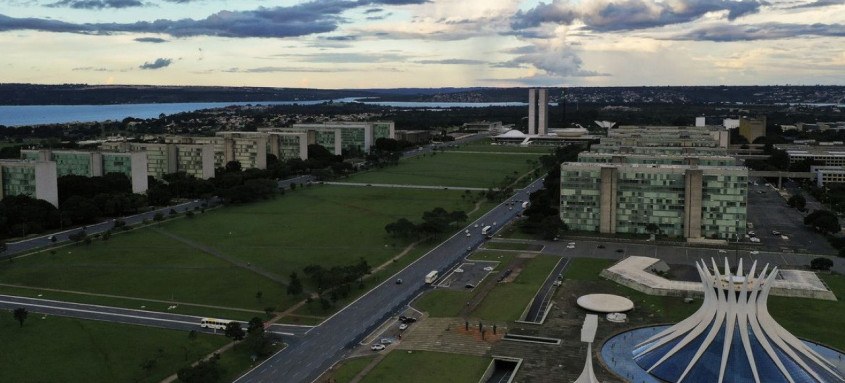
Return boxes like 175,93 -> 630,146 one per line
0,98 -> 534,127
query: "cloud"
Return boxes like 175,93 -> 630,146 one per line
414,59 -> 485,64
270,51 -> 411,63
134,37 -> 167,43
139,57 -> 172,69
0,0 -> 430,38
673,22 -> 845,41
788,0 -> 844,9
72,66 -> 108,71
511,0 -> 764,32
504,47 -> 605,77
364,7 -> 383,13
46,0 -> 143,9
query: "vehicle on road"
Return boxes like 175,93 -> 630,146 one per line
553,280 -> 562,287
597,244 -> 605,249
395,278 -> 403,285
566,245 -> 575,249
750,250 -> 760,254
465,283 -> 475,289
772,230 -> 781,236
371,344 -> 385,351
380,338 -> 393,345
399,324 -> 408,330
200,318 -> 232,330
399,316 -> 417,324
750,237 -> 761,243
718,250 -> 727,253
466,233 -> 471,237
425,270 -> 439,284
521,201 -> 529,209
481,225 -> 492,235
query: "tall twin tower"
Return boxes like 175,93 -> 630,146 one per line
527,88 -> 548,135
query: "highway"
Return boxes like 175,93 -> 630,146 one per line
3,199 -> 212,258
0,295 -> 311,337
234,176 -> 545,383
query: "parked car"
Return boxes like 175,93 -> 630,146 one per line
399,323 -> 408,330
380,338 -> 393,345
371,344 -> 385,351
395,278 -> 403,285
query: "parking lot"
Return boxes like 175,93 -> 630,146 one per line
746,179 -> 836,254
437,261 -> 499,290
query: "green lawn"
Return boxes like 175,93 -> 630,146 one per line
359,351 -> 489,383
1,186 -> 488,314
0,313 -> 227,383
769,273 -> 845,351
473,255 -> 560,321
448,139 -> 553,154
0,229 -> 292,312
414,255 -> 559,322
342,152 -> 540,188
325,356 -> 376,383
483,241 -> 543,251
564,258 -> 614,281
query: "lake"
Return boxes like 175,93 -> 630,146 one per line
0,98 -> 533,127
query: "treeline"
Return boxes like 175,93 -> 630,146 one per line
520,145 -> 586,239
385,207 -> 469,240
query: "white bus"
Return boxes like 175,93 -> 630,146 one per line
200,318 -> 232,330
425,270 -> 439,284
481,226 -> 492,235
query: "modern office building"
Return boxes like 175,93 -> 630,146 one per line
560,162 -> 747,239
527,89 -> 549,135
462,121 -> 503,133
394,130 -> 433,144
784,147 -> 845,167
560,125 -> 747,240
164,134 -> 268,170
100,142 -> 216,180
577,152 -> 737,167
262,121 -> 395,155
0,160 -> 59,207
739,116 -> 767,143
633,259 -> 845,383
811,165 -> 845,186
21,149 -> 148,194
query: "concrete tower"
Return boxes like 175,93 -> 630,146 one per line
528,89 -> 537,135
538,88 -> 548,135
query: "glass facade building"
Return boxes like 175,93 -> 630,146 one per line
0,160 -> 59,207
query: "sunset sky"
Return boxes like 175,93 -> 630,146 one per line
1,0 -> 844,88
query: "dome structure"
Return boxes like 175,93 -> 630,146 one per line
633,259 -> 844,383
495,129 -> 526,138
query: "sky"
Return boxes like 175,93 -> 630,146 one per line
0,0 -> 844,88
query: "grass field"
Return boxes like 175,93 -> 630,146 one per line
0,229 -> 294,312
0,313 -> 227,383
1,185 -> 491,316
343,152 -> 540,188
359,351 -> 489,383
473,255 -> 559,321
448,139 -> 553,154
324,356 -> 376,383
414,254 -> 558,321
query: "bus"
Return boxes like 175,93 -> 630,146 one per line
481,226 -> 492,235
200,318 -> 232,330
425,270 -> 439,284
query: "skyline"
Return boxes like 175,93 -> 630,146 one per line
1,0 -> 844,88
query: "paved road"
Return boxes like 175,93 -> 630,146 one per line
402,132 -> 489,159
278,175 -> 314,190
0,294 -> 311,337
524,257 -> 570,323
3,199 -> 212,258
234,177 -> 545,383
324,181 -> 487,191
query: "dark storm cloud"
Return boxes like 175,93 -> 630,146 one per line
139,57 -> 172,69
0,0 -> 429,38
511,0 -> 763,32
673,22 -> 845,41
46,0 -> 143,9
134,36 -> 167,43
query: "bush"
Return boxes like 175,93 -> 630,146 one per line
810,257 -> 834,271
153,212 -> 164,221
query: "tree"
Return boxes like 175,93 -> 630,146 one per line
804,210 -> 842,234
810,257 -> 834,271
255,291 -> 263,302
13,307 -> 28,327
788,194 -> 807,210
247,317 -> 265,334
224,160 -> 242,173
177,356 -> 221,383
224,321 -> 245,341
540,216 -> 564,240
287,272 -> 303,295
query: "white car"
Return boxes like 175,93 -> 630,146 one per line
718,250 -> 727,253
566,245 -> 575,249
380,338 -> 393,345
399,324 -> 408,331
371,344 -> 385,351
750,250 -> 760,255
750,237 -> 761,243
568,242 -> 575,245
483,266 -> 494,271
466,233 -> 471,237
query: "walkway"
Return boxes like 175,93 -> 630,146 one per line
324,181 -> 487,191
152,228 -> 288,285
